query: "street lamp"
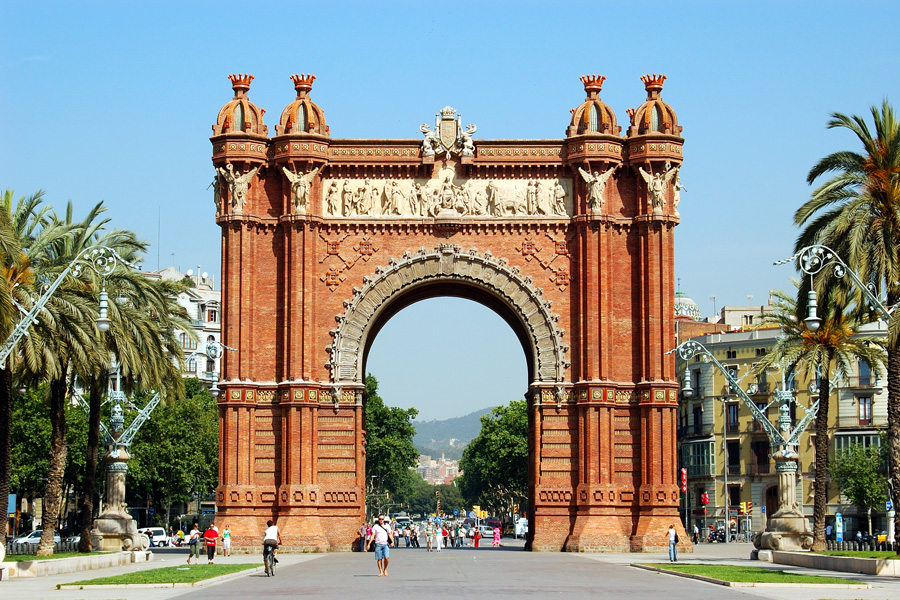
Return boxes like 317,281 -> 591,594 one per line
0,245 -> 132,367
185,339 -> 236,397
668,340 -> 817,550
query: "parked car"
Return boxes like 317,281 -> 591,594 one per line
477,525 -> 496,539
12,530 -> 60,544
142,527 -> 168,547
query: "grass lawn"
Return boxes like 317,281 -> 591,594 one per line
3,552 -> 99,562
639,563 -> 861,584
62,563 -> 258,587
817,550 -> 900,560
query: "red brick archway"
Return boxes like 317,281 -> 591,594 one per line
212,73 -> 686,552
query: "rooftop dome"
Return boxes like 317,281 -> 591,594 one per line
275,74 -> 329,136
626,74 -> 682,137
674,291 -> 702,321
567,75 -> 620,137
213,74 -> 268,136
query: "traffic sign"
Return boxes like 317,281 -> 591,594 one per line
468,511 -> 475,519
887,501 -> 893,511
453,509 -> 459,516
435,516 -> 442,523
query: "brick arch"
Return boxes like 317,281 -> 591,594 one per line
327,243 -> 569,387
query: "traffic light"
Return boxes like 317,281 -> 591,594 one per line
739,502 -> 746,515
747,501 -> 753,515
435,490 -> 440,499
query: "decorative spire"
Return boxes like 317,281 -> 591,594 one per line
626,107 -> 636,124
580,74 -> 606,100
228,73 -> 254,99
290,73 -> 316,99
640,74 -> 667,100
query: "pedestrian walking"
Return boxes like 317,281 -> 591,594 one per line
186,522 -> 201,565
492,526 -> 501,547
404,526 -> 411,548
366,514 -> 394,577
222,524 -> 231,556
203,521 -> 219,564
666,524 -> 678,562
473,527 -> 481,548
691,524 -> 699,545
425,521 -> 434,552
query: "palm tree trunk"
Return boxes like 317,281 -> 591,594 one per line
77,376 -> 102,552
0,366 -> 11,539
811,356 -> 832,552
887,341 -> 900,555
37,372 -> 68,557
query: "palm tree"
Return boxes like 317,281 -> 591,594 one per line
754,287 -> 885,552
795,100 -> 900,552
0,189 -> 69,543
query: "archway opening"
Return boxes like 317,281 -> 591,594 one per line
364,291 -> 531,547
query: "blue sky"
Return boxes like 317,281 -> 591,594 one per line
3,1 -> 899,419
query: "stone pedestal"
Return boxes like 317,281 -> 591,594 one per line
754,449 -> 813,551
89,447 -> 148,552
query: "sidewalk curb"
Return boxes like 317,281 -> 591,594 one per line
58,565 -> 265,590
630,563 -> 870,588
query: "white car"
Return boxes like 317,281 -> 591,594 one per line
142,527 -> 168,547
12,530 -> 60,544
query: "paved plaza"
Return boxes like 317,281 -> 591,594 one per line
4,541 -> 900,600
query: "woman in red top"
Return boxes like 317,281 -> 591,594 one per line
473,528 -> 481,548
203,522 -> 219,564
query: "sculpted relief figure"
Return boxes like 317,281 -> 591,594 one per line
385,180 -> 406,215
217,163 -> 259,211
341,180 -> 355,216
552,181 -> 567,216
578,165 -> 617,213
461,123 -> 477,157
420,124 -> 440,156
325,181 -> 341,215
282,166 -> 320,212
211,172 -> 221,212
639,164 -> 678,211
666,161 -> 685,213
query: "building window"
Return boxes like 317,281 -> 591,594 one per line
207,309 -> 218,323
726,403 -> 739,433
180,332 -> 197,350
744,315 -> 753,325
693,405 -> 703,435
683,441 -> 715,478
206,358 -> 215,373
858,360 -> 871,387
726,365 -> 738,395
858,396 -> 872,426
726,350 -> 736,359
750,440 -> 770,474
836,433 -> 880,454
727,440 -> 740,475
755,348 -> 766,356
185,358 -> 197,373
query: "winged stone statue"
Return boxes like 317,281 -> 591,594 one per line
283,166 -> 320,212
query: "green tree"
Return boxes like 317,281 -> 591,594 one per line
127,379 -> 218,526
457,399 -> 527,520
754,287 -> 885,551
828,440 -> 889,536
796,101 -> 900,551
364,374 -> 418,515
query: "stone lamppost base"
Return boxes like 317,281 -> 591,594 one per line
753,510 -> 814,551
90,510 -> 149,552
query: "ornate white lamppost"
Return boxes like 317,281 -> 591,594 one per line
670,341 -> 817,550
778,244 -> 896,544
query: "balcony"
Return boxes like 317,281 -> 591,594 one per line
679,424 -> 714,439
686,464 -> 715,478
726,422 -> 740,434
727,464 -> 741,476
749,463 -> 771,475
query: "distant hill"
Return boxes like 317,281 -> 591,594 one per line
413,407 -> 494,460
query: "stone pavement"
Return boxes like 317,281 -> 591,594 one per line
2,541 -> 899,600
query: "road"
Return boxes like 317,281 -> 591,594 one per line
5,541 -> 900,600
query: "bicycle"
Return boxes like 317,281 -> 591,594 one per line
263,544 -> 276,577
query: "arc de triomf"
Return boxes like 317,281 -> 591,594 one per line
211,72 -> 685,552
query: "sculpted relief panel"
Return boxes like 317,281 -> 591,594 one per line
323,167 -> 572,219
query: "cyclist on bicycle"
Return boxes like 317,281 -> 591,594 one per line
263,520 -> 282,566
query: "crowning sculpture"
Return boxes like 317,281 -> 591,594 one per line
211,72 -> 685,553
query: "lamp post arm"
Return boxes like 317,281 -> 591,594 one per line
777,244 -> 893,322
669,340 -> 786,445
117,390 -> 162,447
0,245 -> 134,369
786,397 -> 819,446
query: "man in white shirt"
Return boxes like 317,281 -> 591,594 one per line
366,514 -> 394,576
263,519 -> 281,566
